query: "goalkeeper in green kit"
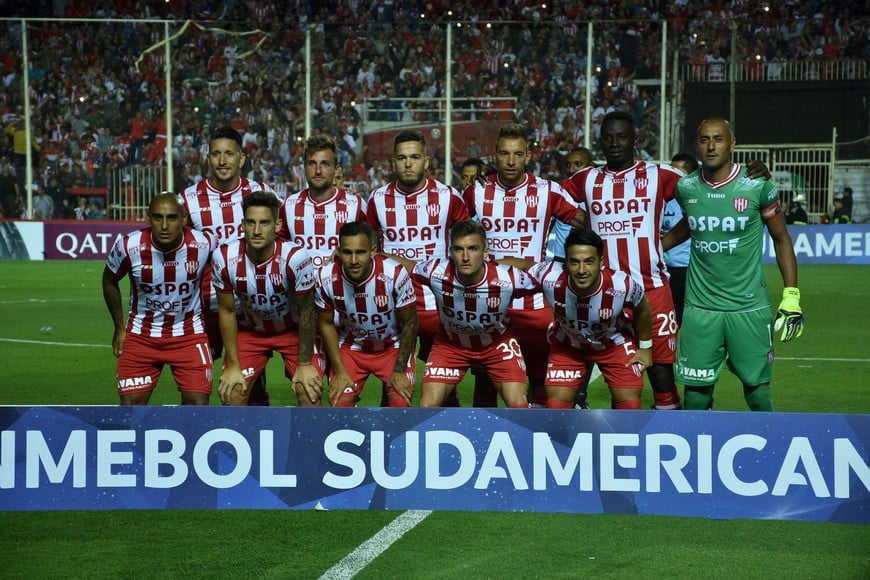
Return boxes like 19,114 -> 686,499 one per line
669,118 -> 803,411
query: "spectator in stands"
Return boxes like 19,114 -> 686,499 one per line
31,184 -> 53,220
0,162 -> 20,217
829,194 -> 851,224
839,187 -> 853,219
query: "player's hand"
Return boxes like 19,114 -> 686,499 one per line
626,344 -> 653,376
327,369 -> 355,406
387,370 -> 414,406
745,159 -> 771,181
774,287 -> 804,342
218,367 -> 247,405
292,363 -> 322,405
111,327 -> 126,358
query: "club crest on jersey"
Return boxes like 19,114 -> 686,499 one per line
374,294 -> 389,308
426,204 -> 441,217
334,210 -> 348,223
734,197 -> 749,213
184,260 -> 199,274
525,194 -> 539,208
634,177 -> 648,190
270,273 -> 284,286
486,296 -> 501,308
598,308 -> 613,319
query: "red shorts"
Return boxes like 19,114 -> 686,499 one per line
507,306 -> 553,379
231,328 -> 324,382
644,284 -> 677,364
333,347 -> 416,407
424,333 -> 527,385
116,333 -> 213,395
545,340 -> 643,390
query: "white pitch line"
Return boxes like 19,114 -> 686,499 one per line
319,510 -> 432,580
0,298 -> 101,305
0,337 -> 108,348
777,356 -> 870,363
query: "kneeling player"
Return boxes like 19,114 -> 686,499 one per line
316,222 -> 418,406
213,192 -> 323,406
522,229 -> 653,409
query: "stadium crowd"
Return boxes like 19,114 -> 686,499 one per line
0,0 -> 864,219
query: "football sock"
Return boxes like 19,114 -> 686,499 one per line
508,402 -> 530,409
684,385 -> 714,410
613,399 -> 642,410
653,387 -> 682,410
744,384 -> 774,411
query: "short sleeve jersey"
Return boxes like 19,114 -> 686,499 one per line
106,227 -> 215,338
211,238 -> 316,333
278,187 -> 367,269
412,258 -> 538,350
675,163 -> 779,312
527,261 -> 644,351
315,254 -> 416,352
563,162 -> 680,289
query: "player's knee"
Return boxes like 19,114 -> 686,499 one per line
683,385 -> 714,410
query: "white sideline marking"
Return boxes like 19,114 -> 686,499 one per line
776,356 -> 870,362
319,510 -> 432,579
0,337 -> 108,348
0,298 -> 100,305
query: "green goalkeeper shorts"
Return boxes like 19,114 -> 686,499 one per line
676,305 -> 774,387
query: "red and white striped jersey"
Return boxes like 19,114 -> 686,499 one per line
412,258 -> 538,350
562,162 -> 681,289
211,238 -> 316,334
180,177 -> 277,311
465,172 -> 581,310
464,172 -> 581,262
106,227 -> 215,338
315,254 -> 416,352
527,261 -> 644,352
278,187 -> 366,269
367,178 -> 470,312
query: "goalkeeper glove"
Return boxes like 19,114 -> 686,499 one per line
773,287 -> 804,342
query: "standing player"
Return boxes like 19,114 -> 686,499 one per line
212,192 -> 322,406
181,126 -> 276,405
278,135 -> 366,269
565,146 -> 595,176
395,220 -> 538,408
674,118 -> 802,411
464,122 -> 587,407
366,130 -> 470,370
315,222 -> 418,407
663,153 -> 698,325
563,111 -> 687,410
102,193 -> 215,405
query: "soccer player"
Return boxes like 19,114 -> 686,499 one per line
212,192 -> 322,406
102,193 -> 215,405
563,111 -> 688,410
464,122 -> 587,407
565,146 -> 594,176
315,222 -> 418,407
366,130 -> 470,371
278,135 -> 366,269
396,220 -> 538,408
673,118 -> 803,411
521,228 -> 653,409
663,153 -> 699,325
459,157 -> 485,190
181,126 -> 277,405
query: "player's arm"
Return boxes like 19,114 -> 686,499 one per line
317,308 -> 353,406
497,257 -> 532,271
216,289 -> 247,404
745,159 -> 771,181
384,252 -> 416,274
101,266 -> 126,358
765,205 -> 803,341
662,216 -> 690,250
388,305 -> 419,406
568,207 -> 588,229
292,288 -> 323,403
627,296 -> 654,372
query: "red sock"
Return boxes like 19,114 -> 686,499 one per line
653,388 -> 683,410
508,402 -> 530,409
613,399 -> 642,410
547,399 -> 573,409
530,389 -> 548,407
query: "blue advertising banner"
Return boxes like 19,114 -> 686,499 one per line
763,224 -> 870,265
1,407 -> 867,523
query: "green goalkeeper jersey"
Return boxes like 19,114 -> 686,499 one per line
676,164 -> 779,312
